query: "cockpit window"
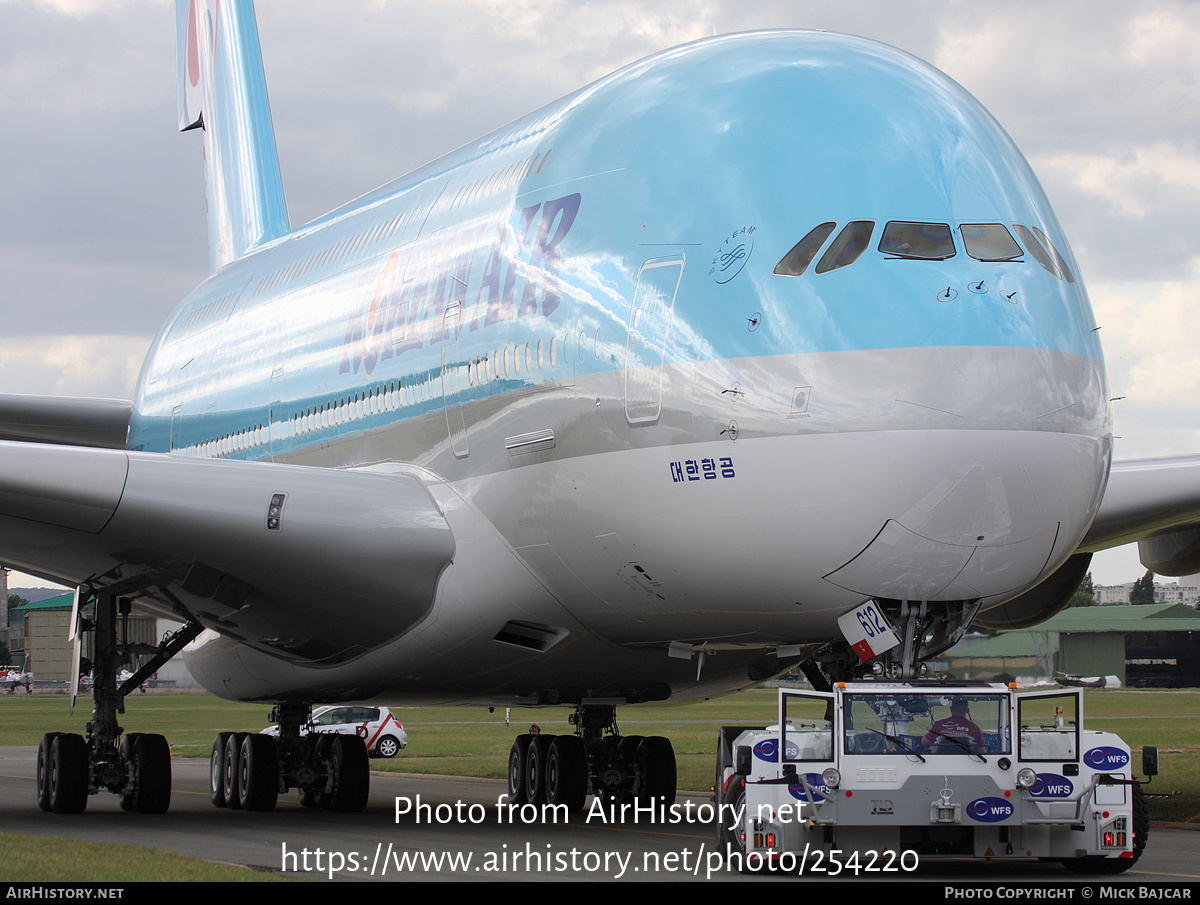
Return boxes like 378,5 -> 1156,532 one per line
960,224 -> 1023,262
774,222 -> 837,276
1031,226 -> 1076,283
878,221 -> 955,260
814,220 -> 875,274
1011,224 -> 1062,279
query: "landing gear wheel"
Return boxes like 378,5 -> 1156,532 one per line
118,733 -> 142,811
238,734 -> 279,812
210,732 -> 231,807
313,735 -> 335,810
328,735 -> 369,812
128,734 -> 171,814
507,734 -> 532,805
1060,783 -> 1149,874
376,736 -> 400,758
222,732 -> 247,810
36,732 -> 60,812
545,735 -> 588,811
48,733 -> 89,814
597,735 -> 643,806
526,734 -> 555,806
634,736 -> 677,806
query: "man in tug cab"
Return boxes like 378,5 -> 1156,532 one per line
922,697 -> 985,754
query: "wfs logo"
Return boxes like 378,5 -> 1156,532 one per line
967,797 -> 1014,823
787,775 -> 831,802
1084,746 -> 1129,770
753,739 -> 800,762
1029,774 -> 1074,799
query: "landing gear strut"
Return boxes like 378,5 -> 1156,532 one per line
208,702 -> 370,813
506,704 -> 677,812
37,590 -> 201,814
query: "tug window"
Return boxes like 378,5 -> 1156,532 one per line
774,222 -> 837,276
960,223 -> 1023,262
878,221 -> 956,260
814,220 -> 875,274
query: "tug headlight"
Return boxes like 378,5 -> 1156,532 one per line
1016,767 -> 1038,789
822,767 -> 841,790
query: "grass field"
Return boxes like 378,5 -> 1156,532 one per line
5,686 -> 1200,823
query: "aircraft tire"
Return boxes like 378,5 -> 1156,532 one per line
313,735 -> 336,810
329,735 -> 369,812
49,733 -> 89,814
130,734 -> 171,814
118,733 -> 142,811
545,735 -> 588,811
222,732 -> 247,810
634,736 -> 677,807
238,734 -> 279,812
36,733 -> 60,812
210,733 -> 231,807
525,734 -> 555,806
507,734 -> 533,805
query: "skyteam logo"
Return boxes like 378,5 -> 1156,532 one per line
710,225 -> 756,284
1029,773 -> 1074,798
752,739 -> 800,762
967,797 -> 1014,823
1084,746 -> 1130,770
788,775 -> 831,802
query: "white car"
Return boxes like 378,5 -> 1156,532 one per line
262,705 -> 408,758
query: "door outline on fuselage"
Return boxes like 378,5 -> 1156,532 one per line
441,301 -> 469,458
624,255 -> 685,425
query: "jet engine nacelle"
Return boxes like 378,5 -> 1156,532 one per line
973,552 -> 1093,630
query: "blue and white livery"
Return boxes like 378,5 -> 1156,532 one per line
5,0 -> 1198,815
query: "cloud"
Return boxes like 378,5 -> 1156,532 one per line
1092,280 -> 1200,458
0,334 -> 150,398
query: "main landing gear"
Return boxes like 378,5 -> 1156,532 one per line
506,705 -> 677,812
208,703 -> 370,813
37,591 -> 201,814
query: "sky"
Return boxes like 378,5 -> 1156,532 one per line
1,0 -> 1199,589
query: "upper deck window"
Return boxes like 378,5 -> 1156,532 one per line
774,222 -> 837,276
961,224 -> 1023,262
814,220 -> 875,274
878,221 -> 956,260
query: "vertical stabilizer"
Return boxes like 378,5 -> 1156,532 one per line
176,0 -> 290,271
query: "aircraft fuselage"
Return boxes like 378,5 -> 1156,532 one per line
126,31 -> 1110,704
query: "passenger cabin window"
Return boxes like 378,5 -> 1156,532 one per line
814,220 -> 875,274
774,222 -> 837,276
878,221 -> 956,260
960,224 -> 1023,262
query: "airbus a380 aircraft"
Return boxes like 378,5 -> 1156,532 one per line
7,0 -> 1200,814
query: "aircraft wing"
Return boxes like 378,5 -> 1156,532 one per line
1076,454 -> 1200,575
0,394 -> 132,449
0,440 -> 455,665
